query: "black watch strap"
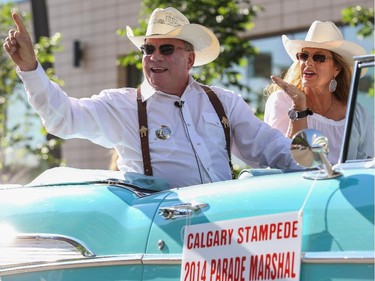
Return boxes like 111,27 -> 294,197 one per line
288,108 -> 313,121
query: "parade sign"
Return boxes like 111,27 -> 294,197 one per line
181,211 -> 302,281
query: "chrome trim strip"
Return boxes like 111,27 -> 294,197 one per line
302,251 -> 375,264
142,254 -> 181,265
143,251 -> 375,265
1,251 -> 373,276
0,254 -> 143,276
15,233 -> 96,257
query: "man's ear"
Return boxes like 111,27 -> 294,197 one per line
187,52 -> 195,70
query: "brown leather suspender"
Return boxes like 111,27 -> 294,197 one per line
200,85 -> 235,179
137,88 -> 153,176
137,85 -> 235,179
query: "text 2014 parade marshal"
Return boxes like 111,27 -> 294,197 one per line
181,212 -> 302,281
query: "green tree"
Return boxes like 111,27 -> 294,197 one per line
341,5 -> 374,38
117,0 -> 262,93
342,5 -> 374,97
0,3 -> 63,183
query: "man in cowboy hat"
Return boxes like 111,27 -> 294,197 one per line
264,21 -> 372,164
4,7 -> 300,188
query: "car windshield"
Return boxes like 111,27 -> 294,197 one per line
340,55 -> 374,163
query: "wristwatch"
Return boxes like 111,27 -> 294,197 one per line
288,108 -> 313,121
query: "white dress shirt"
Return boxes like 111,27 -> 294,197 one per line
18,63 -> 298,188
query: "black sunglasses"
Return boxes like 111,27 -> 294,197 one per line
140,44 -> 186,56
296,52 -> 332,63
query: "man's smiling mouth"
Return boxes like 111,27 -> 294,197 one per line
151,67 -> 168,73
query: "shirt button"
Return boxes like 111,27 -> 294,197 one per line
187,123 -> 191,126
197,142 -> 201,145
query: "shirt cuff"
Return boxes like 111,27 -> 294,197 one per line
17,61 -> 51,93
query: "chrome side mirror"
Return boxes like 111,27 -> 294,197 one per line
291,129 -> 341,179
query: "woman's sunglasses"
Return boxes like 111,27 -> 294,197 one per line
140,44 -> 187,56
296,52 -> 332,63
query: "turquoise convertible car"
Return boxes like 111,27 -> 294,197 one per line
0,55 -> 373,281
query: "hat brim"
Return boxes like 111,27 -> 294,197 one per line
127,24 -> 220,66
282,35 -> 367,74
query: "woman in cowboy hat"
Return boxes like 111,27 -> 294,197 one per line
4,7 -> 300,188
264,21 -> 373,164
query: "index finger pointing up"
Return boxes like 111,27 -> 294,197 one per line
12,12 -> 27,33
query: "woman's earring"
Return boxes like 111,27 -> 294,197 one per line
329,78 -> 337,93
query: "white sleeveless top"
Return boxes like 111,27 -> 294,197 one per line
264,90 -> 374,164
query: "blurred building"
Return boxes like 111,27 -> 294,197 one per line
10,0 -> 375,170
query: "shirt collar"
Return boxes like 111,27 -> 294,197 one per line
140,79 -> 155,102
140,76 -> 197,102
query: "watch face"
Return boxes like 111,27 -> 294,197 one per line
288,109 -> 298,120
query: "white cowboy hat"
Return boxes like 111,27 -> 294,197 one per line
282,21 -> 367,69
126,7 -> 220,66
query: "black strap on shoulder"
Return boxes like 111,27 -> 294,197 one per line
200,85 -> 235,179
137,88 -> 153,176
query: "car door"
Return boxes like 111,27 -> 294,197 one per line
143,166 -> 374,281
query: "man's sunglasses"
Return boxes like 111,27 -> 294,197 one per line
140,44 -> 187,56
296,52 -> 332,63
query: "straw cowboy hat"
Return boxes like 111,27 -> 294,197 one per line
126,7 -> 220,66
282,21 -> 367,69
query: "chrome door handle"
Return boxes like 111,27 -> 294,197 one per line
158,202 -> 209,220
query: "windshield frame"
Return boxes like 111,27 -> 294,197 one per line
339,54 -> 375,163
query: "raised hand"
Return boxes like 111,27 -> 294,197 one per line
271,75 -> 307,110
3,12 -> 38,71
